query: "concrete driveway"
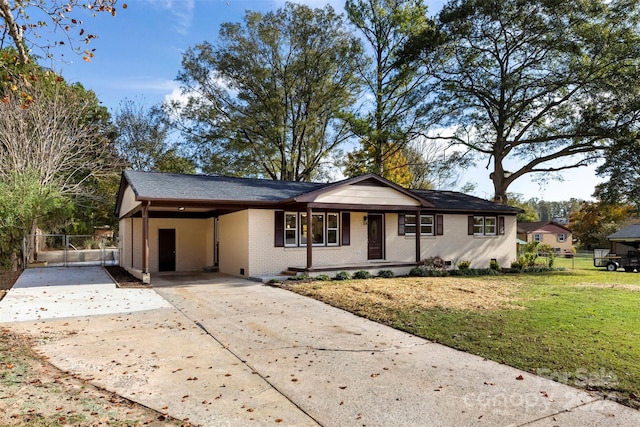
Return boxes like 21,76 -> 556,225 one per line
2,268 -> 639,426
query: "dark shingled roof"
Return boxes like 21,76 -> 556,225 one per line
608,224 -> 640,241
412,189 -> 522,214
124,170 -> 328,202
120,170 -> 520,214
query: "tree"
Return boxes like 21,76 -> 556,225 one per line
506,194 -> 539,223
0,170 -> 69,269
0,60 -> 120,266
594,139 -> 640,208
344,0 -> 433,180
173,3 -> 363,181
403,0 -> 640,203
113,98 -> 195,174
0,0 -> 123,65
403,139 -> 473,190
0,70 -> 115,195
569,201 -> 635,249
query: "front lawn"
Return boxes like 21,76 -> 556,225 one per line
283,261 -> 640,408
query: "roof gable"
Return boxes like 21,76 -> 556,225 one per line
293,174 -> 433,207
517,221 -> 572,234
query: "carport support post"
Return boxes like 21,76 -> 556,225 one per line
142,201 -> 150,274
415,210 -> 421,263
306,206 -> 313,270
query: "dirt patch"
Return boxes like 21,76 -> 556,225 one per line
281,276 -> 523,315
104,265 -> 150,288
0,327 -> 183,427
575,283 -> 640,291
0,269 -> 22,302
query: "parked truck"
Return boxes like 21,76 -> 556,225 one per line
594,249 -> 640,272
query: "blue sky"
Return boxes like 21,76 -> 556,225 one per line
49,0 -> 599,201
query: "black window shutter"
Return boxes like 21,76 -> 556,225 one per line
398,213 -> 405,236
468,216 -> 474,235
274,211 -> 284,247
342,212 -> 350,245
436,215 -> 444,235
499,216 -> 505,235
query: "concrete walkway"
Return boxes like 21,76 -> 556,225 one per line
1,268 -> 639,426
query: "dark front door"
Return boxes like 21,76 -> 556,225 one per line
367,214 -> 384,260
158,229 -> 176,271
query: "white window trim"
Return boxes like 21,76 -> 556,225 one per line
557,233 -> 566,242
327,213 -> 339,246
473,216 -> 485,236
484,216 -> 497,236
533,233 -> 542,242
405,214 -> 435,236
284,212 -> 298,247
297,212 -> 339,247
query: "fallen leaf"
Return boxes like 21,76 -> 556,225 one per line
516,375 -> 524,381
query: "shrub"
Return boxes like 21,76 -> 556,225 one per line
353,270 -> 372,279
410,266 -> 450,277
409,266 -> 427,277
287,274 -> 310,281
268,278 -> 281,284
423,255 -> 446,270
334,271 -> 351,281
458,260 -> 471,270
314,274 -> 331,281
489,259 -> 500,271
510,259 -> 524,271
430,269 -> 450,277
378,270 -> 394,278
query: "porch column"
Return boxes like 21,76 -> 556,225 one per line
415,210 -> 421,263
306,205 -> 313,269
142,201 -> 150,274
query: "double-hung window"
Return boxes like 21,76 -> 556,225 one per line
557,233 -> 566,242
285,213 -> 298,246
284,212 -> 339,247
405,214 -> 435,236
473,216 -> 485,235
484,217 -> 497,235
327,213 -> 339,246
469,216 -> 504,236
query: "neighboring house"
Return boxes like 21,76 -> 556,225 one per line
517,221 -> 573,255
115,171 -> 522,283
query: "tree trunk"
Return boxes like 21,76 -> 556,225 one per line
490,170 -> 509,204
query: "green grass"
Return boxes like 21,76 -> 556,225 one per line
390,264 -> 640,407
292,257 -> 640,408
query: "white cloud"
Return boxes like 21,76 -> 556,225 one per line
163,83 -> 190,106
147,0 -> 196,36
111,78 -> 178,93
